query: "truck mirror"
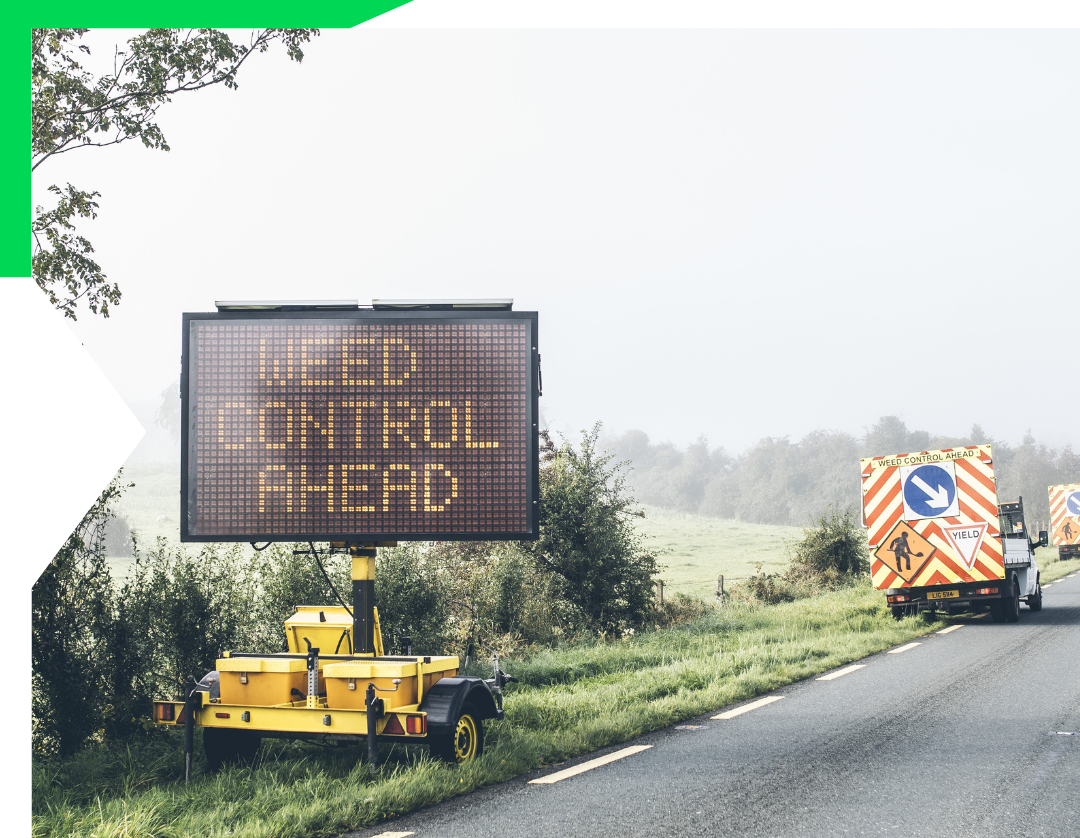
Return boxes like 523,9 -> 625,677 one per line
1038,530 -> 1049,548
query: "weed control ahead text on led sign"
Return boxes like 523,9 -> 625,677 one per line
181,310 -> 539,541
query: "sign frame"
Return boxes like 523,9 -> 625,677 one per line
179,308 -> 540,543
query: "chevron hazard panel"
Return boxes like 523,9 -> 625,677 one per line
861,446 -> 1003,590
1048,483 -> 1080,547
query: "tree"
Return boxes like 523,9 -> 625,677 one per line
523,424 -> 659,635
32,28 -> 319,319
32,475 -> 129,756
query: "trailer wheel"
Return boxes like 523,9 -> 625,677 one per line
431,705 -> 484,765
1027,575 -> 1043,611
1004,578 -> 1021,623
203,727 -> 262,771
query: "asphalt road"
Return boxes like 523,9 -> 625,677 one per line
346,572 -> 1080,838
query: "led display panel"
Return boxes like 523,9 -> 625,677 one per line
181,310 -> 539,541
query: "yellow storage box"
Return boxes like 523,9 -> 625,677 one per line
323,657 -> 458,711
284,606 -> 355,655
217,657 -> 323,706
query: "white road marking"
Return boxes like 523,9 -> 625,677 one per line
888,642 -> 921,654
369,832 -> 415,838
1043,584 -> 1052,589
1068,574 -> 1078,578
528,745 -> 652,784
817,664 -> 866,681
969,613 -> 987,619
937,625 -> 963,635
712,695 -> 785,719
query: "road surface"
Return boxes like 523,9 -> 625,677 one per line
346,571 -> 1080,838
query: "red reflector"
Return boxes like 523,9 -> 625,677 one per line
158,703 -> 174,722
383,715 -> 406,735
975,587 -> 998,595
176,707 -> 187,726
888,595 -> 910,604
406,714 -> 426,735
215,712 -> 231,719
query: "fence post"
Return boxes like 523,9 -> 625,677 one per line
656,579 -> 665,606
717,574 -> 724,604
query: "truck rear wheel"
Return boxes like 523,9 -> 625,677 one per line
1004,579 -> 1021,623
1027,576 -> 1043,611
203,728 -> 262,771
430,706 -> 484,765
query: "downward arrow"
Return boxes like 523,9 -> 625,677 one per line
911,474 -> 951,508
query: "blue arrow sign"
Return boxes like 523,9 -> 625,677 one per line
1067,491 -> 1080,516
903,464 -> 957,520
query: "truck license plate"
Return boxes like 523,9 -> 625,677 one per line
928,590 -> 959,600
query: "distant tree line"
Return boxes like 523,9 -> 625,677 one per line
601,416 -> 1079,530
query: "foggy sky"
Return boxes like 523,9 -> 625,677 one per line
34,28 -> 1080,458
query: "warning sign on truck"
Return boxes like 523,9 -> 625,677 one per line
861,445 -> 1004,590
1048,484 -> 1080,547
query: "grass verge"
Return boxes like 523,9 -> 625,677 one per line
42,569 -> 1069,838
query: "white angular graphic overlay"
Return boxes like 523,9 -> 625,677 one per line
5,279 -> 144,583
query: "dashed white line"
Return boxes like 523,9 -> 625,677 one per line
888,642 -> 921,654
817,664 -> 866,681
937,625 -> 964,635
712,695 -> 784,719
369,832 -> 415,838
528,745 -> 652,784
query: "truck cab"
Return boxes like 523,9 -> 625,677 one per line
995,497 -> 1047,619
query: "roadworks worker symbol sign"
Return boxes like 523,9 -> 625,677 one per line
875,522 -> 935,582
900,462 -> 959,521
861,445 -> 1004,590
1048,484 -> 1080,547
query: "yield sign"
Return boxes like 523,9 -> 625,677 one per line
943,522 -> 988,569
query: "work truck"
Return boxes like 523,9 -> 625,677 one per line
154,300 -> 539,777
1047,483 -> 1080,561
861,445 -> 1046,621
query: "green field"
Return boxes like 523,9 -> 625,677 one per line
635,505 -> 801,600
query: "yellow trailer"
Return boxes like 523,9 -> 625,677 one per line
155,544 -> 515,773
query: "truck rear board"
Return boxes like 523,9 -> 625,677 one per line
1047,483 -> 1080,560
861,445 -> 1005,591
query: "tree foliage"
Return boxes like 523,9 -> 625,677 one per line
604,416 -> 1078,528
31,28 -> 319,319
522,424 -> 660,635
32,475 -> 131,756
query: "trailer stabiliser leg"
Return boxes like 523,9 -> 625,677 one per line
183,675 -> 196,784
366,682 -> 383,769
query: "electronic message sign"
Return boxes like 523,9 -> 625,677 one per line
180,308 -> 539,542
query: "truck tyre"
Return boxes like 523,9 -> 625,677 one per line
1004,578 -> 1021,623
430,704 -> 484,765
203,728 -> 262,771
1027,576 -> 1043,612
989,600 -> 1005,622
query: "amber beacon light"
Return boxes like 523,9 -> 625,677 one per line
180,300 -> 540,542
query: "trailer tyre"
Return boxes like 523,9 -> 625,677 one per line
431,705 -> 484,765
203,727 -> 262,771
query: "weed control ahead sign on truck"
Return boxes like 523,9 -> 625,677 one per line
861,445 -> 1043,621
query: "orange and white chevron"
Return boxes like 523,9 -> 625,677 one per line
1048,483 -> 1080,546
860,445 -> 1004,590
